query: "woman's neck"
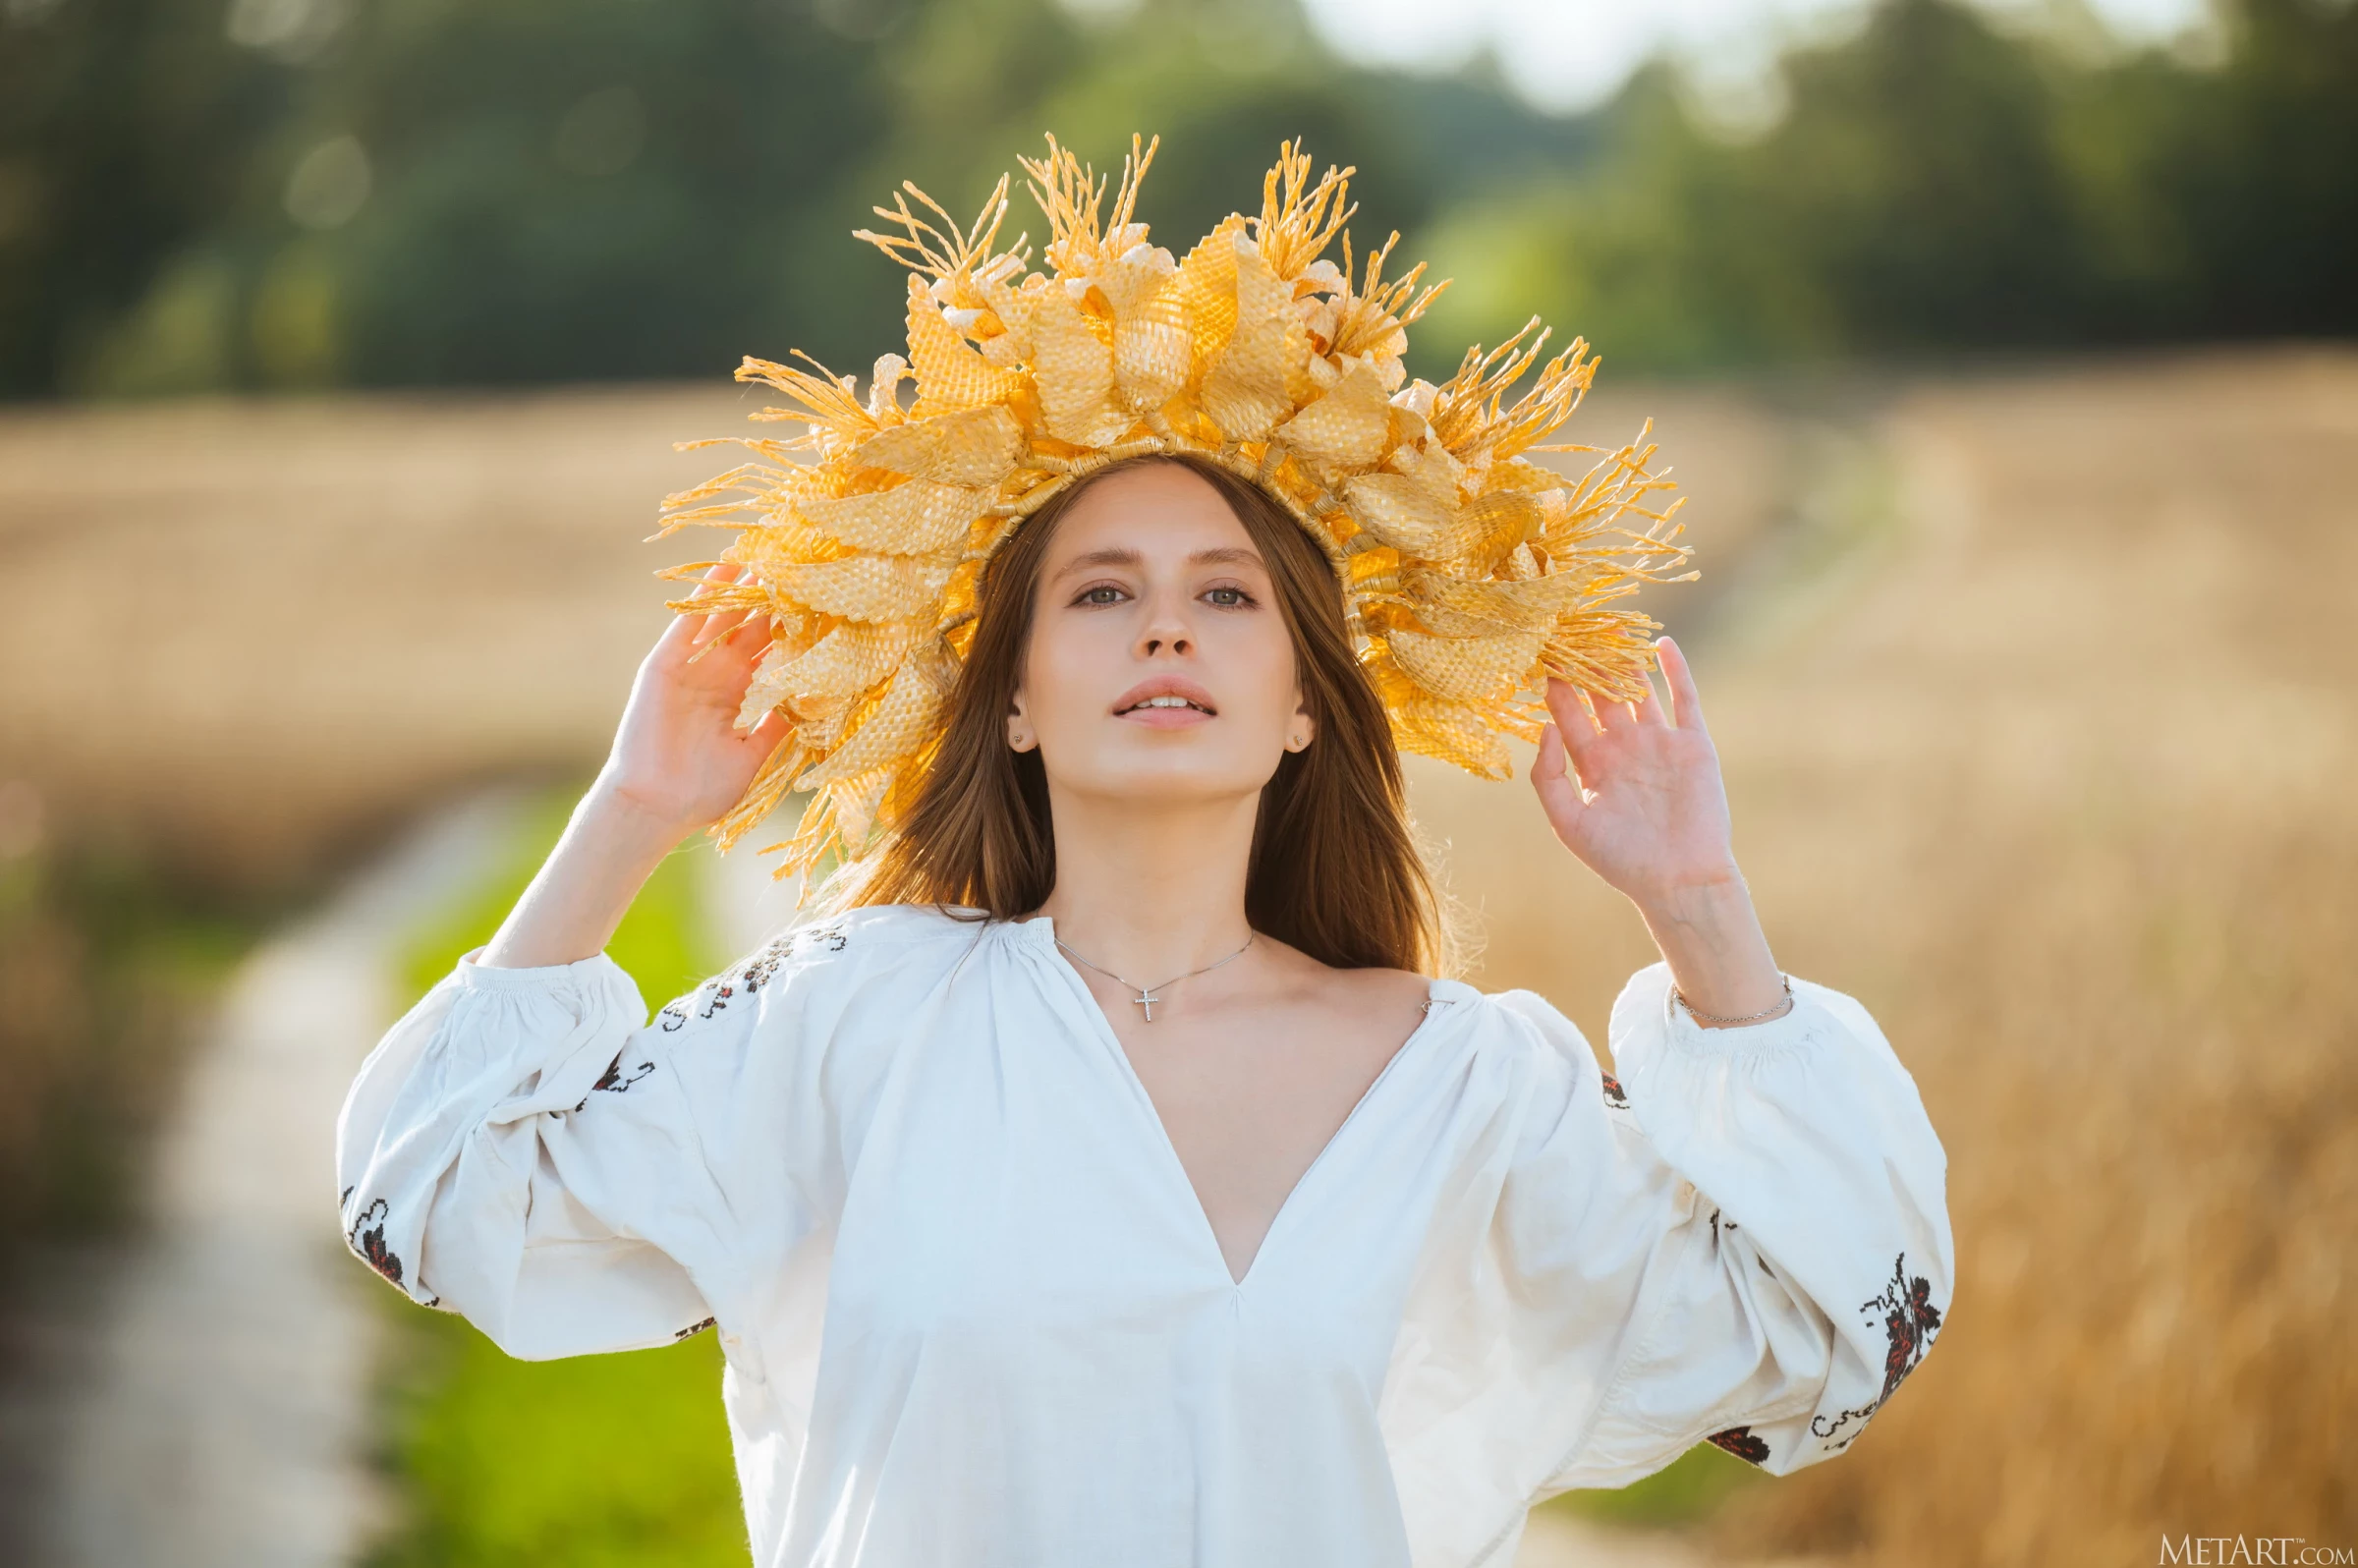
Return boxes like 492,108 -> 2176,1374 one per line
1036,785 -> 1259,981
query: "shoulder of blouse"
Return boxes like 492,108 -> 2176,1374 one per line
743,901 -> 996,970
1411,963 -> 1875,1077
1452,983 -> 1595,1063
1422,984 -> 1596,1102
672,901 -> 1000,1012
1443,967 -> 1885,1150
439,903 -> 987,995
741,900 -> 995,960
438,905 -> 998,1033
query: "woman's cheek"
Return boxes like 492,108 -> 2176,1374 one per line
1027,620 -> 1112,743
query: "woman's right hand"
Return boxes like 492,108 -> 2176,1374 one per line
478,569 -> 784,971
595,566 -> 788,837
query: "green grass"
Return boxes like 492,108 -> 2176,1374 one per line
372,783 -> 750,1568
370,784 -> 1758,1559
1542,1439 -> 1768,1528
371,1316 -> 748,1568
395,789 -> 715,1009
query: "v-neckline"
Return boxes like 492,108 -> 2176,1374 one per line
1019,915 -> 1453,1291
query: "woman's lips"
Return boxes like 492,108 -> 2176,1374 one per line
1118,699 -> 1214,729
1112,677 -> 1217,728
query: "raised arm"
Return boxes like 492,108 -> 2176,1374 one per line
1504,641 -> 1950,1484
1530,637 -> 1787,1026
481,565 -> 785,969
335,567 -> 806,1358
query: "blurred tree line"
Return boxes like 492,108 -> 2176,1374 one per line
0,0 -> 2350,400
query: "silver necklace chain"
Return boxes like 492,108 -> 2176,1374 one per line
1054,932 -> 1256,1023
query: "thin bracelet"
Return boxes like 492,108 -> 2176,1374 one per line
1673,974 -> 1794,1027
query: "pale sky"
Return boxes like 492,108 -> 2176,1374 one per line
1292,0 -> 2217,114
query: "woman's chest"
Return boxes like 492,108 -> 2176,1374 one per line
819,988 -> 1483,1379
1112,993 -> 1429,1288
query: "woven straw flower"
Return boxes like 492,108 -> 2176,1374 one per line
654,135 -> 1692,882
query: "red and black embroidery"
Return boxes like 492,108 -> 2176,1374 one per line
741,923 -> 847,992
660,973 -> 736,1032
1810,1250 -> 1944,1452
1599,1072 -> 1629,1108
739,944 -> 787,993
762,924 -> 849,978
1706,1426 -> 1770,1465
571,1051 -> 657,1112
1810,1398 -> 1878,1450
658,923 -> 853,1032
346,1197 -> 404,1288
674,1316 -> 717,1341
593,1052 -> 655,1093
796,923 -> 851,958
1865,1250 -> 1943,1404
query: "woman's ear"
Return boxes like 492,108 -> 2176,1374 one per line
1285,692 -> 1316,754
1007,689 -> 1037,754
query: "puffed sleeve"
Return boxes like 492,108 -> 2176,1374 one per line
1386,961 -> 1951,1567
1525,962 -> 1952,1486
333,920 -> 865,1363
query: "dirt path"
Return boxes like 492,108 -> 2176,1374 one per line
7,797 -> 520,1568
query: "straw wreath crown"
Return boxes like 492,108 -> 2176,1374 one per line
656,134 -> 1692,884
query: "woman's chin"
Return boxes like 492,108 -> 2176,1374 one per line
1047,747 -> 1279,809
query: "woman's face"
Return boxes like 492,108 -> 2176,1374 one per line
1011,463 -> 1313,808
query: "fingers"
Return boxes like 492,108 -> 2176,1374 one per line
1656,636 -> 1710,735
1588,681 -> 1640,732
658,562 -> 737,652
685,565 -> 772,662
692,563 -> 751,644
741,705 -> 790,755
1532,717 -> 1571,785
1529,722 -> 1588,837
1632,663 -> 1670,728
1543,678 -> 1601,762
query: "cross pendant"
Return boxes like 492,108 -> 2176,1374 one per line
1133,989 -> 1161,1022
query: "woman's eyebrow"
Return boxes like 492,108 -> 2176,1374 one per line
1051,546 -> 1145,581
1190,546 -> 1264,569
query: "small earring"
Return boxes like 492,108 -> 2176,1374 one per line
1287,732 -> 1309,752
1009,730 -> 1031,752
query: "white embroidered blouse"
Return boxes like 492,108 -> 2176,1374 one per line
336,904 -> 1951,1568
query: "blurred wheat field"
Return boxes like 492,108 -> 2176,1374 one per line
0,387 -> 744,888
1,351 -> 2351,1564
0,377 -> 1773,892
1444,348 -> 2358,1562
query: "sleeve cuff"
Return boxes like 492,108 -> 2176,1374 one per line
1627,963 -> 1836,1059
454,947 -> 632,994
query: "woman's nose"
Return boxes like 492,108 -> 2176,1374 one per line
1136,594 -> 1194,658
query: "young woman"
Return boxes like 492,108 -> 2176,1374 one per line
338,141 -> 1950,1568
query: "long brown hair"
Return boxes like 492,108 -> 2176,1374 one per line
851,453 -> 1442,974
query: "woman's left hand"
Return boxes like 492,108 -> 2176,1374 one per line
1531,637 -> 1789,1024
1531,637 -> 1736,902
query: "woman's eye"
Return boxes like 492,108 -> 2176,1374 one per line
1078,586 -> 1127,606
1204,586 -> 1253,608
